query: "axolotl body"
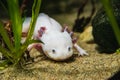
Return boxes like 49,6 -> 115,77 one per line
22,13 -> 88,61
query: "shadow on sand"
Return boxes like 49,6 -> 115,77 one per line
108,70 -> 120,80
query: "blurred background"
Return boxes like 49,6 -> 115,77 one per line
0,0 -> 102,29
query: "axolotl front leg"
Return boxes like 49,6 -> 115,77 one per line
63,26 -> 88,56
21,27 -> 45,54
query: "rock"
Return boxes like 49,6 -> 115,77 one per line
92,0 -> 120,53
79,26 -> 93,42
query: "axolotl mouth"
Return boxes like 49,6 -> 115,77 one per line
44,50 -> 73,61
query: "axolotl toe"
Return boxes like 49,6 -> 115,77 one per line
22,13 -> 88,61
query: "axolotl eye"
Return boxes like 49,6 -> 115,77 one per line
68,46 -> 71,52
52,49 -> 56,54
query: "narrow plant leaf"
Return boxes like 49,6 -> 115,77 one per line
20,0 -> 42,58
25,0 -> 42,42
21,0 -> 42,51
116,48 -> 120,54
0,22 -> 14,51
101,0 -> 120,45
7,0 -> 22,51
0,45 -> 14,63
29,39 -> 43,44
15,0 -> 42,65
0,60 -> 10,69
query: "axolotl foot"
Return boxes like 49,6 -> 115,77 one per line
74,43 -> 88,56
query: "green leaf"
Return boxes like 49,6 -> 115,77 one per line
25,0 -> 42,42
14,0 -> 42,65
7,0 -> 22,51
116,48 -> 120,54
0,45 -> 14,63
0,22 -> 14,51
19,0 -> 42,56
29,39 -> 43,44
0,0 -> 42,67
0,60 -> 10,69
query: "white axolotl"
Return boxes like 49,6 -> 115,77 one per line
22,13 -> 88,61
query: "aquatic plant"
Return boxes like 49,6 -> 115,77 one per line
0,0 -> 42,68
116,48 -> 120,54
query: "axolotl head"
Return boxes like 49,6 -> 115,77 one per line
41,31 -> 73,61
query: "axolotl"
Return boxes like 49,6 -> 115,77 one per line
22,13 -> 88,61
